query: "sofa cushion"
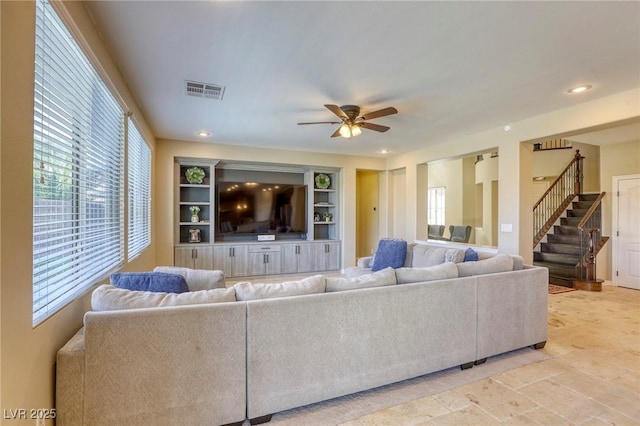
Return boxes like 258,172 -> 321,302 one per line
326,267 -> 397,292
153,266 -> 225,291
457,254 -> 514,277
233,275 -> 326,301
411,245 -> 464,268
512,255 -> 524,271
110,272 -> 189,293
464,247 -> 479,262
371,239 -> 408,272
91,284 -> 236,311
395,262 -> 459,284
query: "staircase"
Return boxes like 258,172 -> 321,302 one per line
533,194 -> 608,287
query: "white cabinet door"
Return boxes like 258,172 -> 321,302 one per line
324,241 -> 340,271
282,244 -> 312,273
310,242 -> 341,272
213,245 -> 249,277
175,246 -> 213,269
248,246 -> 282,276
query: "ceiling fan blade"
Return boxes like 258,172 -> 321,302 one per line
360,122 -> 390,132
297,121 -> 342,125
324,104 -> 349,120
360,107 -> 398,121
330,127 -> 342,138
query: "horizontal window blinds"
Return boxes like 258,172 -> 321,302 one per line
127,118 -> 151,261
33,0 -> 124,325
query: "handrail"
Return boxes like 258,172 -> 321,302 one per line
577,192 -> 606,282
577,192 -> 606,230
532,149 -> 584,248
533,150 -> 583,211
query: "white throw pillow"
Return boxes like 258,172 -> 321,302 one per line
153,266 -> 225,291
91,284 -> 236,311
395,262 -> 459,284
325,267 -> 397,292
456,254 -> 514,277
233,275 -> 326,301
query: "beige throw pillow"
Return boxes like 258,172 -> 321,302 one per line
411,245 -> 464,268
456,254 -> 514,277
153,266 -> 225,291
395,262 -> 459,284
233,275 -> 326,301
325,267 -> 397,292
91,284 -> 236,311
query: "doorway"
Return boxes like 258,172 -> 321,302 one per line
612,174 -> 640,290
356,170 -> 380,258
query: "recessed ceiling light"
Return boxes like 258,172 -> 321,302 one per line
197,131 -> 211,137
503,124 -> 512,132
567,85 -> 592,94
378,149 -> 390,154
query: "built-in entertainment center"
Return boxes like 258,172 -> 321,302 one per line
174,158 -> 341,277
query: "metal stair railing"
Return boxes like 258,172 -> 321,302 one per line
533,149 -> 584,248
576,192 -> 606,281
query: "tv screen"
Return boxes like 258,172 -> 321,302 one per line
218,182 -> 307,236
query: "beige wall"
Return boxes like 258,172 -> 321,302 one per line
599,139 -> 640,280
0,2 -> 156,422
474,155 -> 499,246
154,139 -> 386,270
532,141 -> 600,192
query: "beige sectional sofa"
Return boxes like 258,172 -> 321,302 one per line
56,245 -> 548,426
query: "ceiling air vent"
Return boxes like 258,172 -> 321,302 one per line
185,80 -> 225,100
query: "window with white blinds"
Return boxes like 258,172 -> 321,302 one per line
33,0 -> 125,325
427,186 -> 445,226
127,118 -> 151,261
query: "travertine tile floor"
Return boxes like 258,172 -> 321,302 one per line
341,285 -> 640,425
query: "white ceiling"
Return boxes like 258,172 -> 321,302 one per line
84,1 -> 640,157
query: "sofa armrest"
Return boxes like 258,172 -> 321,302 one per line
357,256 -> 373,268
56,327 -> 86,426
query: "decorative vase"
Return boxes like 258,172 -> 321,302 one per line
191,214 -> 199,223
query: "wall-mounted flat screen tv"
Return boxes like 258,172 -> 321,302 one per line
217,182 -> 307,237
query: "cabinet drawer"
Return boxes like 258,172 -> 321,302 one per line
248,245 -> 282,253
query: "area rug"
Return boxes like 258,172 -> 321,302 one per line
247,347 -> 550,425
549,284 -> 577,294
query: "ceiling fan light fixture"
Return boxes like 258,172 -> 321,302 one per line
339,123 -> 362,139
339,123 -> 352,138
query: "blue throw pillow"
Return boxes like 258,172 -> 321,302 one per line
371,239 -> 408,272
464,247 -> 479,262
110,272 -> 189,293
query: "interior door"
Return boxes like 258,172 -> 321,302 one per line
356,171 -> 380,258
615,175 -> 640,290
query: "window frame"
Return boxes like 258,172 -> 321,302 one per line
427,186 -> 446,226
32,0 -> 151,326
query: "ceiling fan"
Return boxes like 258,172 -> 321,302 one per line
298,104 -> 398,139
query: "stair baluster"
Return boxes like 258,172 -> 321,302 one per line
533,150 -> 584,248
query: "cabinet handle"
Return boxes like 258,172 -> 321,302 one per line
192,248 -> 198,259
325,244 -> 329,253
